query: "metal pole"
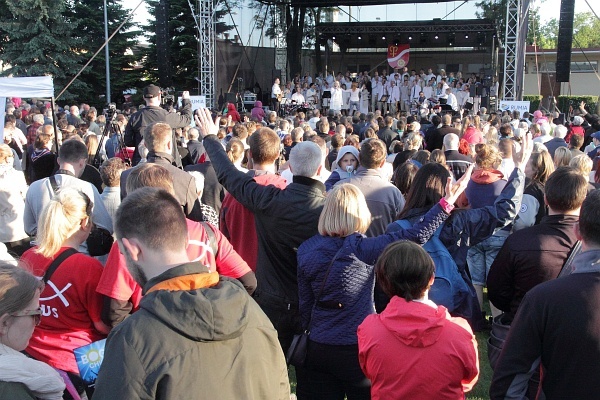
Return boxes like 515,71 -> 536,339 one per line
104,0 -> 111,104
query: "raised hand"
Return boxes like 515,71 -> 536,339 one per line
196,108 -> 219,138
514,132 -> 533,171
444,164 -> 474,205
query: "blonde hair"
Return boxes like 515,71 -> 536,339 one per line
318,183 -> 371,236
35,188 -> 91,258
85,134 -> 99,164
475,143 -> 502,169
553,147 -> 572,168
0,144 -> 12,164
570,154 -> 593,177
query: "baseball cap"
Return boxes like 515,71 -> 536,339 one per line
143,84 -> 161,99
591,131 -> 600,140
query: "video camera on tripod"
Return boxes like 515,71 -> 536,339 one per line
92,103 -> 131,169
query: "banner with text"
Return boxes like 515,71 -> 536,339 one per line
499,100 -> 531,113
387,45 -> 410,69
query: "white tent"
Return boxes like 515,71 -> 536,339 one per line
0,76 -> 55,141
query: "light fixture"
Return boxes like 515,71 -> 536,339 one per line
434,35 -> 439,40
332,36 -> 336,40
408,35 -> 413,40
465,34 -> 469,39
358,35 -> 362,40
382,36 -> 386,40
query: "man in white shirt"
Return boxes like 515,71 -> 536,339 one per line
423,79 -> 435,100
271,78 -> 282,114
305,83 -> 318,105
399,79 -> 410,114
386,80 -> 400,115
371,74 -> 381,112
425,68 -> 436,83
291,85 -> 305,104
445,88 -> 458,111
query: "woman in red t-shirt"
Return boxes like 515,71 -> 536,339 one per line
20,187 -> 109,397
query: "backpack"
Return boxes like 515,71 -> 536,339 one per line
395,220 -> 470,313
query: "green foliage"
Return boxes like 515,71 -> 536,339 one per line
475,0 -> 543,46
67,0 -> 144,108
536,12 -> 600,49
0,0 -> 88,100
523,95 -> 543,111
143,0 -> 235,90
556,96 -> 598,114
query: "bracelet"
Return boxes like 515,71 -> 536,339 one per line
440,197 -> 455,214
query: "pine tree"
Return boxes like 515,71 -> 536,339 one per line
143,0 -> 235,91
68,0 -> 143,107
0,0 -> 88,101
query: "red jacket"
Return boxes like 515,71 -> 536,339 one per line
565,125 -> 585,144
358,296 -> 479,400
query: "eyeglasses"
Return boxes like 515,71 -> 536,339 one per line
10,307 -> 42,326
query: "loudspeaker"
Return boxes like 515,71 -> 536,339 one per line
556,0 -> 575,82
155,0 -> 172,87
225,92 -> 237,103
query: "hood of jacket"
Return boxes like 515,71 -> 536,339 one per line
140,262 -> 250,342
227,103 -> 237,112
471,168 -> 504,184
379,296 -> 449,347
253,100 -> 263,108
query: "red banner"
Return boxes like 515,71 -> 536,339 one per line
387,44 -> 410,69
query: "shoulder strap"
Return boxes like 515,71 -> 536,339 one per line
49,174 -> 59,194
306,243 -> 347,330
43,248 -> 79,283
200,222 -> 218,258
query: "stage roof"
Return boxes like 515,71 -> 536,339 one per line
316,19 -> 497,50
292,0 -> 460,6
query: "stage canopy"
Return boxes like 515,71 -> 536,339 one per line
0,76 -> 54,98
317,19 -> 498,51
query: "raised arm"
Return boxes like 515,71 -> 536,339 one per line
196,108 -> 280,213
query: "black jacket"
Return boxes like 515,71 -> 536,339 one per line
487,214 -> 578,322
124,100 -> 192,165
377,127 -> 398,153
203,135 -> 326,306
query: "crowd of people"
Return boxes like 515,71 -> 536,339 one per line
270,67 -> 498,118
1,81 -> 600,400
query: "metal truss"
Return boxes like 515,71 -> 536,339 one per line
503,0 -> 520,101
274,4 -> 287,83
503,0 -> 529,101
198,0 -> 215,108
316,21 -> 496,36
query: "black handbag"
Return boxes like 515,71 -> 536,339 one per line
286,245 -> 346,367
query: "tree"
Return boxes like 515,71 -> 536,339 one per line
143,0 -> 235,91
536,12 -> 600,49
0,0 -> 88,101
475,0 -> 542,46
68,0 -> 144,107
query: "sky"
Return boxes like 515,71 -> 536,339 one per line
122,0 -> 597,47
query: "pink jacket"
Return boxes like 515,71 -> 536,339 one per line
358,296 -> 479,400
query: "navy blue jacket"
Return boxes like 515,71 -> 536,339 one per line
297,203 -> 448,345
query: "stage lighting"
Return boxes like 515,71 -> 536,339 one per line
465,34 -> 469,39
408,35 -> 413,40
448,33 -> 455,46
434,35 -> 439,40
332,36 -> 336,40
358,35 -> 362,39
382,36 -> 386,40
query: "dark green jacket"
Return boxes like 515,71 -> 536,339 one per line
94,262 -> 290,399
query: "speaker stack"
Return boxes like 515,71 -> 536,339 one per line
555,0 -> 575,83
